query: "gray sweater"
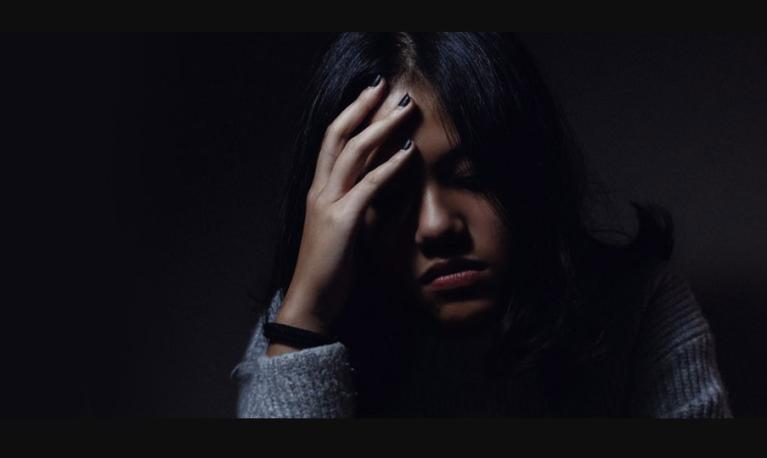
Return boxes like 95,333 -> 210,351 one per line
231,266 -> 733,418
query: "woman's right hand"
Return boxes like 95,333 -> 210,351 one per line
269,76 -> 417,351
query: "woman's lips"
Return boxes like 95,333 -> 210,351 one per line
424,268 -> 488,291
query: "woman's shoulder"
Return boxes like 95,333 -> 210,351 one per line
621,262 -> 733,417
606,247 -> 709,339
578,237 -> 713,360
573,244 -> 732,415
632,264 -> 716,366
597,242 -> 719,370
603,239 -> 710,340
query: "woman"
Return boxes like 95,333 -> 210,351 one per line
232,33 -> 732,418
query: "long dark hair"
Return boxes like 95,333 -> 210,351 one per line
253,33 -> 674,416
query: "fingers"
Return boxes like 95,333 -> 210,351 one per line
322,93 -> 415,199
341,138 -> 415,220
312,75 -> 387,192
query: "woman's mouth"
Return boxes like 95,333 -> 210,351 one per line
423,268 -> 488,292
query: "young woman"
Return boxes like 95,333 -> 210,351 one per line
231,33 -> 732,418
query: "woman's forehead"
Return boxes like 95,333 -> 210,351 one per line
368,80 -> 459,168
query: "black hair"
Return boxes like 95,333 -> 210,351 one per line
253,33 -> 674,416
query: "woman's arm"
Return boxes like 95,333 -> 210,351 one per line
231,290 -> 357,418
629,269 -> 733,418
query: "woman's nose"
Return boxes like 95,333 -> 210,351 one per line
414,187 -> 467,255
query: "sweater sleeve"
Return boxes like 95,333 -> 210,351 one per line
629,268 -> 733,418
230,289 -> 357,418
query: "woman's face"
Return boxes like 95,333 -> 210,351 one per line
359,79 -> 512,330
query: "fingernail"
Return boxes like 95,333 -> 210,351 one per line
398,93 -> 411,107
401,138 -> 412,150
369,74 -> 382,87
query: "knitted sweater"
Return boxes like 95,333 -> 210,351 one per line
232,264 -> 733,418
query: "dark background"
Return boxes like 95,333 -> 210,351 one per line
6,33 -> 765,417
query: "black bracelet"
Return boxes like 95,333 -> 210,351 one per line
263,322 -> 339,349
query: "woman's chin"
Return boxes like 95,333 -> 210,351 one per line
428,297 -> 500,332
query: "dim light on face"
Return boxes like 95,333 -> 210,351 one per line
359,79 -> 513,330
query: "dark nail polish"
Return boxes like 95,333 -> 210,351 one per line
398,93 -> 411,107
402,138 -> 412,150
369,74 -> 382,87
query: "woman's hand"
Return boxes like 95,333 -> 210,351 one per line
269,76 -> 416,353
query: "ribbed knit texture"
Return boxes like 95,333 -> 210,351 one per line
628,271 -> 732,418
231,289 -> 356,418
232,268 -> 733,418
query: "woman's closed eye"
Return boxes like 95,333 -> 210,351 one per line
446,167 -> 487,192
451,173 -> 484,189
445,155 -> 485,191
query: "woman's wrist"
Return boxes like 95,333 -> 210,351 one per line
265,316 -> 336,358
276,283 -> 335,336
274,305 -> 331,335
